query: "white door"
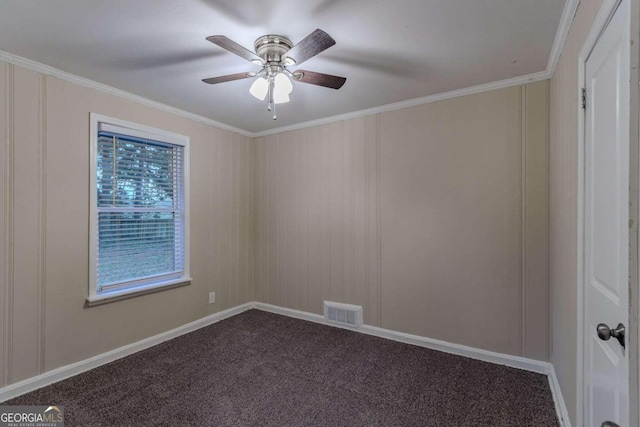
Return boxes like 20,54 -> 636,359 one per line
583,0 -> 630,426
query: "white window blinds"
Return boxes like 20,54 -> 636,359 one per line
95,122 -> 186,294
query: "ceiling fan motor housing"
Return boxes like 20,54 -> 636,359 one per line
254,35 -> 295,73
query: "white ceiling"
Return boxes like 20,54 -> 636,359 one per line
0,0 -> 566,134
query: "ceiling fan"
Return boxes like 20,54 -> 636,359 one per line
202,29 -> 347,120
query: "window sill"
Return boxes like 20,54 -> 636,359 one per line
85,278 -> 192,307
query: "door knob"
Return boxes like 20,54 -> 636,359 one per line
602,422 -> 620,427
596,323 -> 626,349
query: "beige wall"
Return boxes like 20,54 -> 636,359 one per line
255,116 -> 382,324
549,0 -> 603,424
0,62 -> 254,387
0,58 -> 551,390
255,82 -> 550,360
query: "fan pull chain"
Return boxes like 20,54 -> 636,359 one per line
267,77 -> 274,112
266,76 -> 277,119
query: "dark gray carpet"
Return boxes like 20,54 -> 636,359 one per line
4,310 -> 558,426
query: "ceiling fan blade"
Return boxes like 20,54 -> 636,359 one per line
293,70 -> 346,89
202,72 -> 254,85
285,29 -> 336,66
206,35 -> 263,64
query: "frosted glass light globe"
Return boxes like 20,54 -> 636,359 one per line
249,77 -> 268,100
273,73 -> 293,104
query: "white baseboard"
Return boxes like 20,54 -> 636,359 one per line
254,301 -> 570,426
255,302 -> 549,372
255,301 -> 328,326
0,300 -> 571,427
0,302 -> 253,402
548,365 -> 572,427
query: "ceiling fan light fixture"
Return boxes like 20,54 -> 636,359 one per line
249,77 -> 269,100
273,73 -> 293,104
273,91 -> 290,104
275,73 -> 293,94
204,29 -> 345,119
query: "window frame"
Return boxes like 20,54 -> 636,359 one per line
88,113 -> 191,304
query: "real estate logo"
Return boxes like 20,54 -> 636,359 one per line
0,406 -> 64,427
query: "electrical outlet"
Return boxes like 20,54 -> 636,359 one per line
209,292 -> 216,304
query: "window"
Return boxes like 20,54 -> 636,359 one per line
89,114 -> 190,303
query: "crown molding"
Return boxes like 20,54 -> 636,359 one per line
546,0 -> 580,75
252,70 -> 551,137
252,71 -> 551,138
1,0 -> 576,141
254,0 -> 578,138
0,50 -> 253,138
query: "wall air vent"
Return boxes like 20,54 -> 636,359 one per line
323,301 -> 363,328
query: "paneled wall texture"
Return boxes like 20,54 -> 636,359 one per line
255,82 -> 550,361
255,116 -> 382,324
0,60 -> 551,390
0,63 -> 254,387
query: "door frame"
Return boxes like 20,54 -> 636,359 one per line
576,0 -> 639,425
